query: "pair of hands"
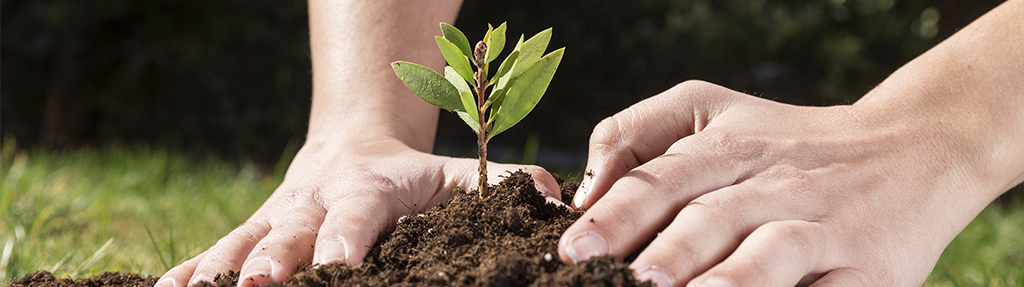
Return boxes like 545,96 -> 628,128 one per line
158,80 -> 990,287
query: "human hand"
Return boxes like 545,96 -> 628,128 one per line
156,139 -> 561,287
557,80 -> 1018,286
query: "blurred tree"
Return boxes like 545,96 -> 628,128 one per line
0,0 -> 1004,164
1,0 -> 311,161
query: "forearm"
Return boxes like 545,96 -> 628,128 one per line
307,0 -> 462,152
855,0 -> 1023,201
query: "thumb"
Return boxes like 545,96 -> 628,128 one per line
572,80 -> 738,209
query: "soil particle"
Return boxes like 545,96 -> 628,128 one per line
11,171 -> 649,287
6,270 -> 158,287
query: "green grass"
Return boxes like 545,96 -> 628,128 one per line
925,195 -> 1024,286
1,140 -> 1021,285
1,140 -> 282,282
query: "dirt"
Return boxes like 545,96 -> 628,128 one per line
6,270 -> 157,287
9,171 -> 649,287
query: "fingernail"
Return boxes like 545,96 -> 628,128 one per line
190,274 -> 214,285
636,269 -> 673,287
316,239 -> 348,265
694,277 -> 736,287
240,258 -> 273,286
573,174 -> 592,207
154,278 -> 176,287
545,196 -> 568,207
565,233 -> 608,264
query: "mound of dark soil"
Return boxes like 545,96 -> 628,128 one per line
9,171 -> 649,287
6,270 -> 157,287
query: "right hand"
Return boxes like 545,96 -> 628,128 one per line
156,138 -> 561,287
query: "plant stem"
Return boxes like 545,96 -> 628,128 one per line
477,115 -> 488,198
473,41 -> 490,198
476,68 -> 488,197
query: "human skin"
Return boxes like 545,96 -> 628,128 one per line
558,0 -> 1023,286
154,1 -> 563,287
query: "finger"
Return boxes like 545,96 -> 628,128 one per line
630,184 -> 774,286
156,251 -> 206,287
313,191 -> 396,267
557,138 -> 746,265
806,268 -> 869,287
188,222 -> 270,285
688,220 -> 829,287
573,80 -> 740,208
237,194 -> 325,287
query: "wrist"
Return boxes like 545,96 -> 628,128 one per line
305,93 -> 440,153
301,131 -> 423,159
854,82 -> 1022,203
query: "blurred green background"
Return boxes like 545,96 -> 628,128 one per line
1,0 -> 1008,167
2,0 -> 1022,285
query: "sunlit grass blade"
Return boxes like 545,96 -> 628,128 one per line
144,225 -> 170,270
71,238 -> 113,278
0,237 -> 13,281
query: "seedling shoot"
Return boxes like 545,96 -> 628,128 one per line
392,23 -> 564,197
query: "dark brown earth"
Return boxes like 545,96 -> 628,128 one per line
9,171 -> 649,287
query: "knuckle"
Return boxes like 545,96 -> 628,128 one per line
760,165 -> 815,193
219,221 -> 268,247
282,185 -> 321,204
347,169 -> 400,195
760,221 -> 802,239
756,221 -> 821,251
651,236 -> 705,271
667,80 -> 719,101
687,191 -> 755,228
670,79 -> 711,94
591,116 -> 625,147
697,131 -> 769,164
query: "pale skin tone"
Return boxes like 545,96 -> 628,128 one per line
157,1 -> 561,287
561,1 -> 1023,286
159,0 -> 1023,286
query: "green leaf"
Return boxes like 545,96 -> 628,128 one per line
391,61 -> 462,112
512,34 -> 525,53
489,47 -> 564,140
457,111 -> 481,134
440,22 -> 472,57
459,89 -> 479,126
491,50 -> 519,86
489,37 -> 523,101
511,28 -> 552,78
446,66 -> 480,134
435,36 -> 475,85
486,87 -> 508,122
490,35 -> 525,92
486,22 -> 507,63
444,66 -> 471,92
483,24 -> 493,50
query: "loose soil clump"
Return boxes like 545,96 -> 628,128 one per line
10,171 -> 649,287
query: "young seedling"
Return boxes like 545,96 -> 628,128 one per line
392,22 -> 564,198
